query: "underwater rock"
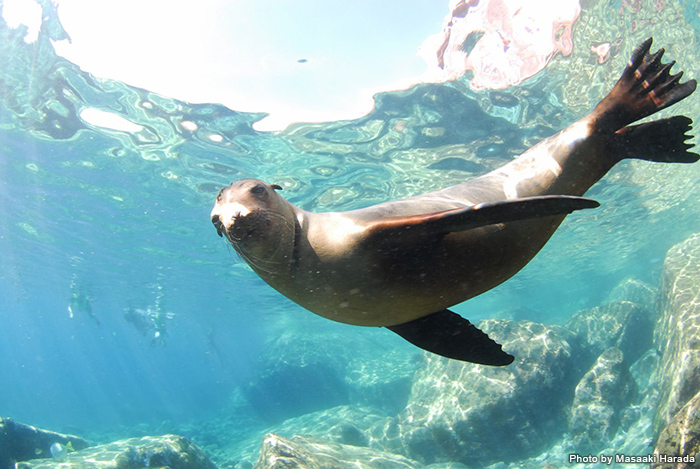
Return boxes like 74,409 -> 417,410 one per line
425,464 -> 469,469
565,300 -> 654,365
244,329 -> 419,423
345,348 -> 421,415
254,433 -> 423,469
0,417 -> 89,467
654,390 -> 700,468
629,349 -> 662,395
568,347 -> 636,453
372,320 -> 576,466
223,405 -> 391,468
243,332 -> 351,423
607,277 -> 659,308
15,434 -> 216,469
603,349 -> 663,456
265,405 -> 387,449
654,233 -> 700,432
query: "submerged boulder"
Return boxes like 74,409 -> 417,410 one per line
654,233 -> 700,432
0,417 -> 89,467
605,349 -> 662,457
15,434 -> 216,469
565,300 -> 654,366
254,433 -> 423,469
243,332 -> 351,423
371,320 -> 577,466
243,329 -> 419,424
220,405 -> 395,468
654,390 -> 700,468
607,277 -> 658,309
345,347 -> 420,415
268,405 -> 388,448
568,347 -> 636,453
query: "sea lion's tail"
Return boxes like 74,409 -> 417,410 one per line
591,38 -> 698,163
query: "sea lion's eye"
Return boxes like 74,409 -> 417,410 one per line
251,185 -> 265,194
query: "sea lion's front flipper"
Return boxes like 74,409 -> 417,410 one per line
366,195 -> 599,240
386,309 -> 514,366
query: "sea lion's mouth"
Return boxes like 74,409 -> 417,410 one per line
212,209 -> 269,244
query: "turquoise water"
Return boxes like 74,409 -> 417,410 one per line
1,0 -> 699,467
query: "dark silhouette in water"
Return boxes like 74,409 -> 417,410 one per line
124,307 -> 174,347
205,326 -> 227,365
68,287 -> 100,327
211,38 -> 697,366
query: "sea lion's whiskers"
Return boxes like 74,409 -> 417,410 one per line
235,246 -> 286,275
228,210 -> 295,276
223,240 -> 242,263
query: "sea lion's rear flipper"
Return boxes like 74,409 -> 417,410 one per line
366,195 -> 599,240
592,38 -> 697,133
613,116 -> 698,164
386,309 -> 514,366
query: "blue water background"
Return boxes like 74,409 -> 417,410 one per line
1,0 -> 699,450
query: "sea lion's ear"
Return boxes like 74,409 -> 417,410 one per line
272,184 -> 283,191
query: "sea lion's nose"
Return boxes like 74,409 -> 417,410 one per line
211,214 -> 224,237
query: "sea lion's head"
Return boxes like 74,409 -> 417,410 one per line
211,179 -> 295,272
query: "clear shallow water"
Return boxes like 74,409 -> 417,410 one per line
1,0 -> 699,464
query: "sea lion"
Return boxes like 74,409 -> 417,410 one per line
211,39 -> 697,366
